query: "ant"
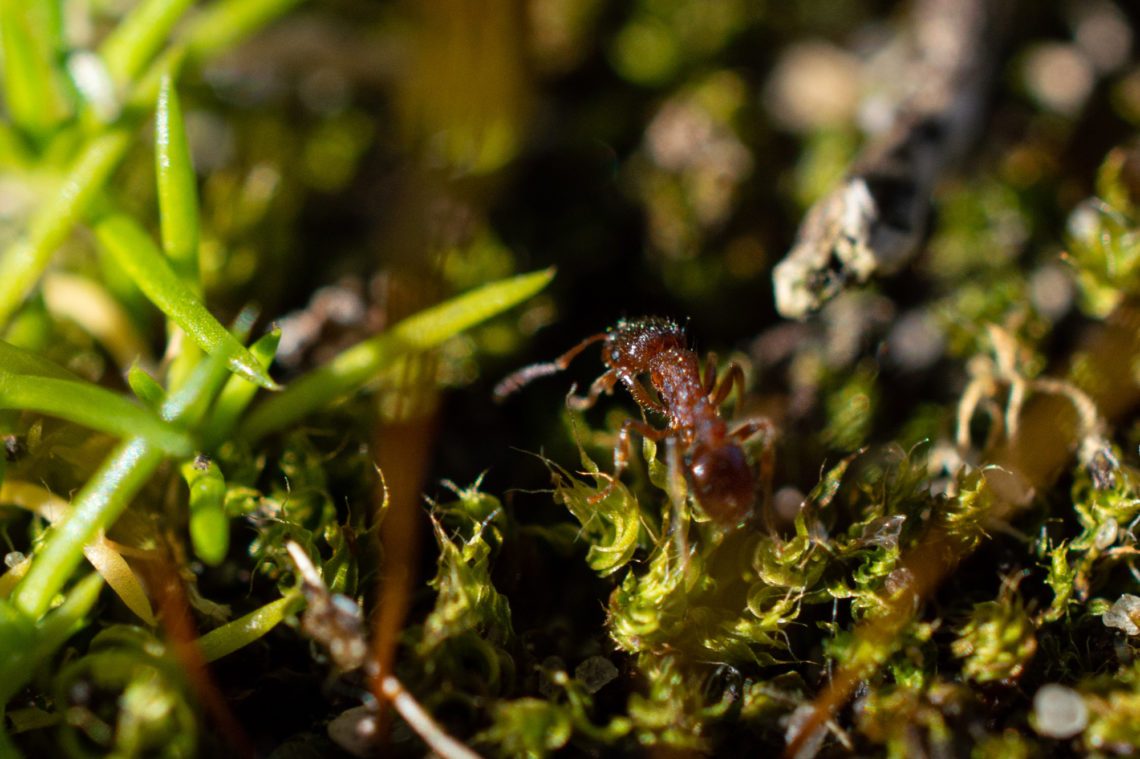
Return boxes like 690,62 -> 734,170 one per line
495,317 -> 773,526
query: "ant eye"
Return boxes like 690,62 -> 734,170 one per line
610,349 -> 620,363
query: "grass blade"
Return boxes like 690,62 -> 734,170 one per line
0,482 -> 156,625
127,363 -> 166,408
0,128 -> 132,326
155,75 -> 200,286
0,0 -> 66,138
0,338 -> 79,380
11,437 -> 162,620
183,0 -> 306,62
43,272 -> 153,370
197,591 -> 303,662
93,212 -> 279,390
32,572 -> 105,662
98,0 -> 196,89
0,371 -> 195,456
181,457 -> 227,566
0,597 -> 35,703
202,328 -> 279,448
10,321 -> 252,622
240,267 -> 555,441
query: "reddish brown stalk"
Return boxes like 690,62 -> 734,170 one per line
369,355 -> 440,747
138,550 -> 255,759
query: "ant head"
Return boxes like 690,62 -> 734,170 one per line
689,442 -> 754,526
605,318 -> 686,374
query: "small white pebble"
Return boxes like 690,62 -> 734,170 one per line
328,705 -> 379,757
1103,594 -> 1140,636
772,487 -> 806,526
1033,684 -> 1088,739
1029,264 -> 1074,322
1094,519 -> 1118,551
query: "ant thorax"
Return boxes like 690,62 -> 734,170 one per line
650,349 -> 715,427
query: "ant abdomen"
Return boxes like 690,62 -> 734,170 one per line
689,443 -> 755,525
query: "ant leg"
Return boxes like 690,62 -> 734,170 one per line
729,417 -> 775,444
493,332 -> 607,402
702,352 -> 719,394
567,368 -> 620,410
709,360 -> 747,418
731,418 -> 776,532
625,377 -> 667,417
588,419 -> 669,503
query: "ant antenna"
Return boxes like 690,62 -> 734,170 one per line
493,332 -> 607,403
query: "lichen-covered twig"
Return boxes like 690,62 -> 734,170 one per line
773,0 -> 1004,319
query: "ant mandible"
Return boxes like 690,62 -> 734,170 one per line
494,317 -> 773,526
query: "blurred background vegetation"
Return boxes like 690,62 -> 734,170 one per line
4,0 -> 1140,756
179,0 -> 1140,503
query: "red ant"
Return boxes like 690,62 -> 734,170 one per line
495,317 -> 773,526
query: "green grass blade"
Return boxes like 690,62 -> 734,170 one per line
0,339 -> 79,380
155,75 -> 200,287
197,591 -> 304,662
240,267 -> 555,441
31,572 -> 103,664
202,328 -> 279,448
124,45 -> 185,114
0,372 -> 194,456
0,597 -> 36,704
9,336 -> 234,621
180,458 -> 227,566
11,437 -> 163,620
92,213 -> 279,390
0,121 -> 33,169
161,308 -> 257,428
127,363 -> 166,408
98,0 -> 195,89
0,128 -> 132,327
182,0 -> 305,62
0,0 -> 66,138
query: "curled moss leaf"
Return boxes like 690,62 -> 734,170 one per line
935,468 -> 997,552
1079,661 -> 1140,754
1065,150 -> 1140,318
54,626 -> 197,758
548,456 -> 641,577
419,504 -> 514,655
477,698 -> 573,756
952,584 -> 1037,684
